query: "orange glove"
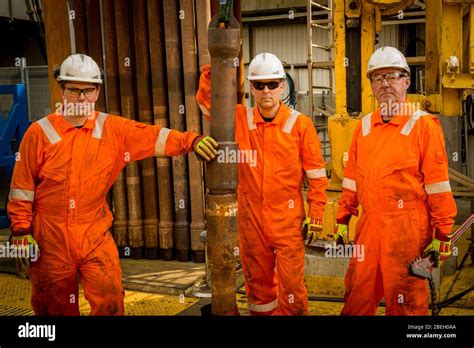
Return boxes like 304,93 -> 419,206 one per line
196,64 -> 211,121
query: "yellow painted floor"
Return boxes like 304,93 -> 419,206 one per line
0,273 -> 198,316
1,262 -> 473,316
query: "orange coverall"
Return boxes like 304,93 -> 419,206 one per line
8,112 -> 198,315
336,109 -> 457,315
197,66 -> 328,315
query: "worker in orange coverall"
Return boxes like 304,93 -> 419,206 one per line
197,53 -> 328,315
7,54 -> 218,315
334,47 -> 457,315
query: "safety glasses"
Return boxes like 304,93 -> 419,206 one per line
370,72 -> 407,85
251,81 -> 281,91
64,87 -> 97,98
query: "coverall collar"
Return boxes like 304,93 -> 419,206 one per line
372,108 -> 403,127
55,111 -> 99,132
254,102 -> 288,125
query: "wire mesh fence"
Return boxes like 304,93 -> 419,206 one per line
0,64 -> 51,122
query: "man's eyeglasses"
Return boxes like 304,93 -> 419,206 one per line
251,81 -> 281,91
370,72 -> 407,85
64,87 -> 97,97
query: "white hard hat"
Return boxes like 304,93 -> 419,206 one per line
366,46 -> 410,78
56,54 -> 103,84
247,53 -> 286,81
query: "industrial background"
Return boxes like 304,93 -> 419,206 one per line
0,0 -> 473,316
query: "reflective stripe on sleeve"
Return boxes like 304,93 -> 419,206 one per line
306,168 -> 327,179
425,181 -> 451,195
342,177 -> 357,192
9,189 -> 35,202
155,128 -> 171,156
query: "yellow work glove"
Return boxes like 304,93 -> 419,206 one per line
302,217 -> 323,245
334,224 -> 350,245
193,135 -> 219,162
423,231 -> 452,267
11,234 -> 40,263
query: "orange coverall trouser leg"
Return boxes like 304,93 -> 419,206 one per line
341,211 -> 431,316
29,214 -> 124,316
238,195 -> 308,316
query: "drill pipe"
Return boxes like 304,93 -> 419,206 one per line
103,0 -> 129,256
132,0 -> 160,260
147,0 -> 175,260
206,14 -> 240,316
115,0 -> 144,259
180,0 -> 206,263
163,0 -> 191,262
85,0 -> 106,110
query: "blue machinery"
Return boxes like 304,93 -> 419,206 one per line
0,84 -> 30,228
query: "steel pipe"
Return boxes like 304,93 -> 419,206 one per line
115,0 -> 144,259
132,0 -> 160,260
206,13 -> 240,316
148,0 -> 175,261
163,0 -> 191,262
180,0 -> 206,263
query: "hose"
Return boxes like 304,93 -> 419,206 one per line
236,282 -> 474,313
437,285 -> 474,308
466,94 -> 474,130
218,0 -> 234,25
282,72 -> 297,109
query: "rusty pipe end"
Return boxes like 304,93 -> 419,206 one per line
208,15 -> 241,58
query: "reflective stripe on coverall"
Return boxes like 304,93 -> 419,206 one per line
8,112 -> 198,315
336,109 -> 457,315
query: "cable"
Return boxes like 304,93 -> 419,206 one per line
236,283 -> 473,313
437,285 -> 474,309
466,94 -> 474,131
218,0 -> 234,25
282,72 -> 297,109
24,0 -> 47,62
33,0 -> 45,40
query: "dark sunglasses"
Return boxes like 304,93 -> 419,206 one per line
251,81 -> 281,90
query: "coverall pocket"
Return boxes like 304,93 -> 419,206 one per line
81,148 -> 116,183
379,159 -> 420,203
37,168 -> 68,202
41,167 -> 68,183
81,154 -> 115,201
380,159 -> 419,177
269,198 -> 304,237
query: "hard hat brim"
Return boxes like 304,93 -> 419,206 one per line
247,74 -> 286,81
366,66 -> 410,79
57,76 -> 103,84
